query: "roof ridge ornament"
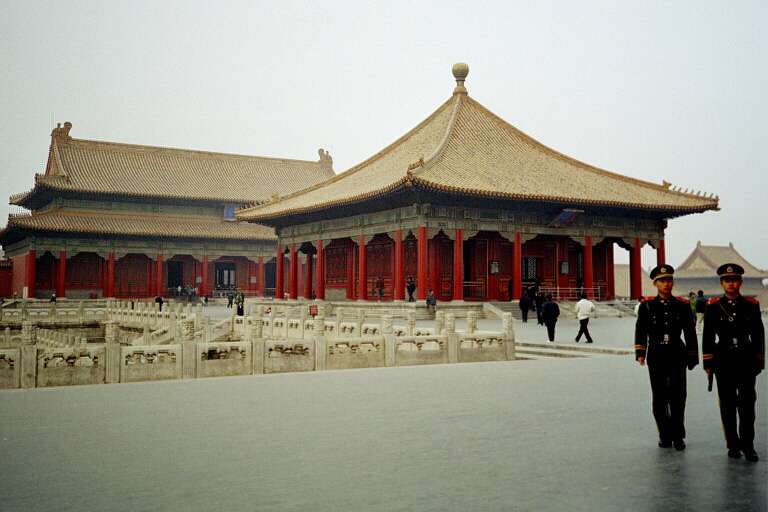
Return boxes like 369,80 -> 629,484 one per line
452,63 -> 469,95
318,148 -> 333,170
51,121 -> 72,140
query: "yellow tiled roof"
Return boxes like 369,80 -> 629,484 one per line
12,126 -> 335,205
3,209 -> 275,241
238,91 -> 718,223
676,243 -> 768,278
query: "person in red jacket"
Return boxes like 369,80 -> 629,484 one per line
634,265 -> 699,451
702,263 -> 765,462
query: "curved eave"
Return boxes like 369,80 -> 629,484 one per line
237,175 -> 719,226
237,176 -> 414,225
13,181 -> 271,208
0,219 -> 276,244
412,177 -> 720,217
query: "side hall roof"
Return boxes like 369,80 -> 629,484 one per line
238,64 -> 719,225
10,122 -> 335,207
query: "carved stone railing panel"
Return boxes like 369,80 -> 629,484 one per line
197,341 -> 251,378
263,340 -> 314,374
0,349 -> 20,389
395,336 -> 447,366
120,344 -> 182,382
37,346 -> 106,387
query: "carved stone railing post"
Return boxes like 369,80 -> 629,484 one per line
434,310 -> 445,335
466,310 -> 477,334
313,311 -> 326,371
78,301 -> 85,323
20,320 -> 37,389
406,310 -> 416,336
355,309 -> 364,337
445,313 -> 458,363
251,311 -> 265,375
181,318 -> 196,379
502,312 -> 516,360
104,320 -> 121,384
382,314 -> 396,367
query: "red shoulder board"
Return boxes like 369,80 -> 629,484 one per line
641,296 -> 654,303
744,296 -> 759,305
708,297 -> 721,305
675,296 -> 689,304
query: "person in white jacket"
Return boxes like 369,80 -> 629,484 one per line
574,293 -> 596,343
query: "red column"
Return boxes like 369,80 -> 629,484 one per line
430,238 -> 440,299
57,250 -> 66,298
583,235 -> 594,299
358,235 -> 367,300
275,246 -> 284,299
512,232 -> 522,300
156,254 -> 164,297
606,243 -> 615,300
346,242 -> 355,299
106,252 -> 115,297
630,238 -> 642,299
394,230 -> 404,300
453,229 -> 464,301
303,252 -> 313,299
24,250 -> 36,298
257,256 -> 265,296
417,227 -> 427,300
316,240 -> 325,300
201,255 -> 209,297
289,244 -> 298,300
656,239 -> 666,266
487,237 -> 499,301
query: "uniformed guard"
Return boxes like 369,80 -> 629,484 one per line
634,264 -> 699,450
702,263 -> 765,462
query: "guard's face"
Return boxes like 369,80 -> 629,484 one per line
654,277 -> 674,295
720,276 -> 742,295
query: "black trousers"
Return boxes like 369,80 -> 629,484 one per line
648,364 -> 687,442
575,318 -> 593,342
521,308 -> 529,322
545,320 -> 556,341
715,368 -> 757,451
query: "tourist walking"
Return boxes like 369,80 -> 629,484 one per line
541,294 -> 560,342
574,293 -> 595,343
49,293 -> 57,303
535,292 -> 545,325
519,291 -> 531,323
634,265 -> 698,451
155,295 -> 164,312
702,263 -> 764,462
695,290 -> 707,331
406,277 -> 416,302
426,289 -> 437,313
226,291 -> 234,308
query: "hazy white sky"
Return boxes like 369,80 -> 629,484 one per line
1,1 -> 765,268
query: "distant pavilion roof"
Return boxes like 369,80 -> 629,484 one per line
676,241 -> 768,278
0,208 -> 275,244
238,63 -> 719,225
10,122 -> 335,208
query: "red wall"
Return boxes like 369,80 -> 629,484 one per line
0,263 -> 12,297
11,254 -> 27,297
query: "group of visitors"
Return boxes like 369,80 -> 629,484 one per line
518,286 -> 597,343
226,290 -> 246,315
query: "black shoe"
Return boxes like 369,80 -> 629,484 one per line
575,338 -> 579,343
673,440 -> 686,451
658,440 -> 672,448
728,449 -> 742,459
743,448 -> 759,462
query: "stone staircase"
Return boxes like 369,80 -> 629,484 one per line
515,341 -> 632,360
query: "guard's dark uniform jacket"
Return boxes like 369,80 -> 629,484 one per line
702,295 -> 765,452
634,295 -> 698,443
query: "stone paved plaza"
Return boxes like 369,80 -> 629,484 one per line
1,317 -> 765,511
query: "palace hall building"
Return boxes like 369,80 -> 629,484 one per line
238,64 -> 719,302
0,122 -> 334,298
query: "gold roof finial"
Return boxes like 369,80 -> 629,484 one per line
452,63 -> 469,95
